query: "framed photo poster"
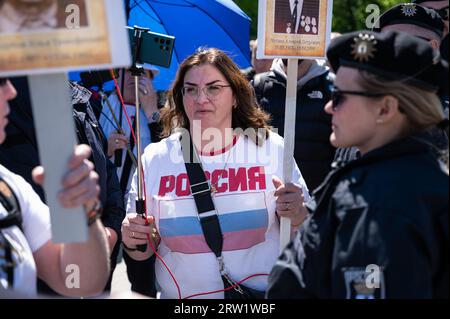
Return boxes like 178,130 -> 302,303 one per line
0,0 -> 130,77
257,0 -> 333,59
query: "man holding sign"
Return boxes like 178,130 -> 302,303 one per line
0,78 -> 110,297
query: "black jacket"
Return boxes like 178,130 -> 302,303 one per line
267,136 -> 449,299
0,77 -> 125,292
72,101 -> 125,240
253,67 -> 335,191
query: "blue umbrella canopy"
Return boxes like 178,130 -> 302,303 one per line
128,0 -> 252,90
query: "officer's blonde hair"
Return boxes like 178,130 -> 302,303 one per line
358,70 -> 448,168
358,71 -> 445,134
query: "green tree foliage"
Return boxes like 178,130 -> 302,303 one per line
233,1 -> 260,40
233,0 -> 406,39
332,0 -> 405,33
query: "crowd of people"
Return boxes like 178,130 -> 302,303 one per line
0,0 -> 448,299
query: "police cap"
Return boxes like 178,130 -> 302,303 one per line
374,3 -> 444,38
327,30 -> 449,94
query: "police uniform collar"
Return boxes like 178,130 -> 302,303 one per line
360,134 -> 435,163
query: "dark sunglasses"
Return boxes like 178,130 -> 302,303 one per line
436,6 -> 449,21
331,87 -> 385,111
0,78 -> 8,86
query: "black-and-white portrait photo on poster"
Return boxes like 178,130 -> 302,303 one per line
0,0 -> 88,34
274,0 -> 320,35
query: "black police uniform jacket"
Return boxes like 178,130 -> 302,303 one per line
267,136 -> 449,298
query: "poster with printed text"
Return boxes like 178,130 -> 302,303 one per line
257,0 -> 333,59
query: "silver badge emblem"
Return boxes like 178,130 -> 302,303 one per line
351,33 -> 378,63
401,4 -> 417,17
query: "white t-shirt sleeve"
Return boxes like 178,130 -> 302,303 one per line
126,143 -> 156,215
126,169 -> 138,214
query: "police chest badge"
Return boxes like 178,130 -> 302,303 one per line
342,266 -> 385,299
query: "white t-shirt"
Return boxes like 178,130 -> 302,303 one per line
0,165 -> 51,297
127,131 -> 310,299
99,94 -> 153,199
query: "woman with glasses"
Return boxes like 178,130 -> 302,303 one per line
267,31 -> 449,299
121,48 -> 310,299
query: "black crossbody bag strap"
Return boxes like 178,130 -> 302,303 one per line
0,177 -> 22,230
180,132 -> 223,258
0,177 -> 23,288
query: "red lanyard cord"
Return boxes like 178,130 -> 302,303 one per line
145,231 -> 183,299
184,273 -> 270,299
110,69 -> 137,145
111,69 -> 181,299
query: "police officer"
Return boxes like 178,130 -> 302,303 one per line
267,31 -> 449,299
0,78 -> 125,295
375,2 -> 445,49
412,0 -> 449,36
376,2 -> 449,149
0,78 -> 110,297
334,3 -> 448,164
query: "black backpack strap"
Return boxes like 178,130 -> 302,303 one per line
0,231 -> 15,287
253,72 -> 268,103
120,117 -> 137,195
179,132 -> 223,258
0,177 -> 22,230
0,177 -> 23,289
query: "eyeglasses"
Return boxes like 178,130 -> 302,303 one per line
0,78 -> 7,86
436,6 -> 449,21
331,87 -> 384,111
181,84 -> 231,100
